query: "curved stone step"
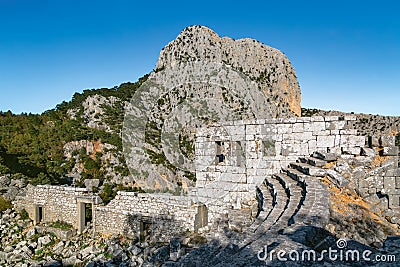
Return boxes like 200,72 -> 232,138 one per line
290,162 -> 327,177
239,176 -> 289,247
312,151 -> 338,162
183,159 -> 332,266
299,156 -> 327,167
255,176 -> 289,232
270,173 -> 303,231
283,167 -> 330,228
302,180 -> 330,227
248,177 -> 282,232
249,183 -> 274,232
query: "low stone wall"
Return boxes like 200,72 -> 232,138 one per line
14,186 -> 201,240
94,192 -> 199,239
13,185 -> 94,227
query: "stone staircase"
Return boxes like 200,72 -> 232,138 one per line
238,152 -> 331,247
167,153 -> 333,266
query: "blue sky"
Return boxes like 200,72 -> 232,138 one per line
1,0 -> 399,115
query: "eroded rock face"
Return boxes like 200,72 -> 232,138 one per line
67,94 -> 120,132
156,25 -> 301,117
122,26 -> 302,192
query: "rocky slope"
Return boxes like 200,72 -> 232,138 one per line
0,208 -> 209,267
157,25 -> 301,117
122,25 -> 302,192
302,108 -> 400,136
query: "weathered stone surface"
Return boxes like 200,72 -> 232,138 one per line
38,235 -> 52,247
383,146 -> 399,156
0,174 -> 11,188
157,26 -> 301,117
361,147 -> 376,158
326,169 -> 349,188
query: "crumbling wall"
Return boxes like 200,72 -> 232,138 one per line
13,185 -> 95,227
94,192 -> 199,239
14,185 -> 200,239
194,115 -> 400,213
354,135 -> 400,208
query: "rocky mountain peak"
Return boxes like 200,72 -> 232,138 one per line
156,25 -> 302,116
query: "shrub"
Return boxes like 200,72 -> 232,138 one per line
49,220 -> 73,230
19,209 -> 30,220
0,195 -> 12,211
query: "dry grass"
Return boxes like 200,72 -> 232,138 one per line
321,177 -> 399,235
324,161 -> 336,169
371,147 -> 390,168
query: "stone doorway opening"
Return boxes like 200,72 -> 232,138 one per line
194,204 -> 208,231
139,220 -> 152,242
85,203 -> 93,225
34,205 -> 44,225
78,201 -> 93,233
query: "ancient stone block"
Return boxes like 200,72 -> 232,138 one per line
371,136 -> 380,147
310,116 -> 324,122
384,177 -> 396,189
292,123 -> 304,133
344,115 -> 357,121
246,124 -> 262,135
194,205 -> 208,232
349,136 -> 366,147
224,125 -> 245,137
330,147 -> 342,155
361,147 -> 376,158
277,124 -> 293,135
324,116 -> 339,121
317,135 -> 335,148
308,139 -> 317,153
339,129 -> 357,135
380,136 -> 395,147
326,120 -> 346,130
385,168 -> 400,177
262,139 -> 276,156
311,121 -> 326,131
342,146 -> 361,155
246,175 -> 266,185
330,130 -> 340,135
382,146 -> 399,156
389,195 -> 400,208
327,169 -> 349,188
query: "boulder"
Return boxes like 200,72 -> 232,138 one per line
326,169 -> 349,188
38,235 -> 52,247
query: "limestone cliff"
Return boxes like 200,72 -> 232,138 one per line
156,25 -> 301,117
122,26 -> 303,192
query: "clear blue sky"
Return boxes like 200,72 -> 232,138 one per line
1,0 -> 399,115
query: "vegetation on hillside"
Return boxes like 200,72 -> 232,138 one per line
0,75 -> 148,186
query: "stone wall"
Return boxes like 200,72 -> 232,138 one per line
193,115 -> 400,212
13,185 -> 98,228
94,192 -> 199,239
14,186 -> 201,240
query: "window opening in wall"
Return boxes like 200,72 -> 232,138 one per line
262,139 -> 276,157
215,141 -> 225,164
235,141 -> 245,167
